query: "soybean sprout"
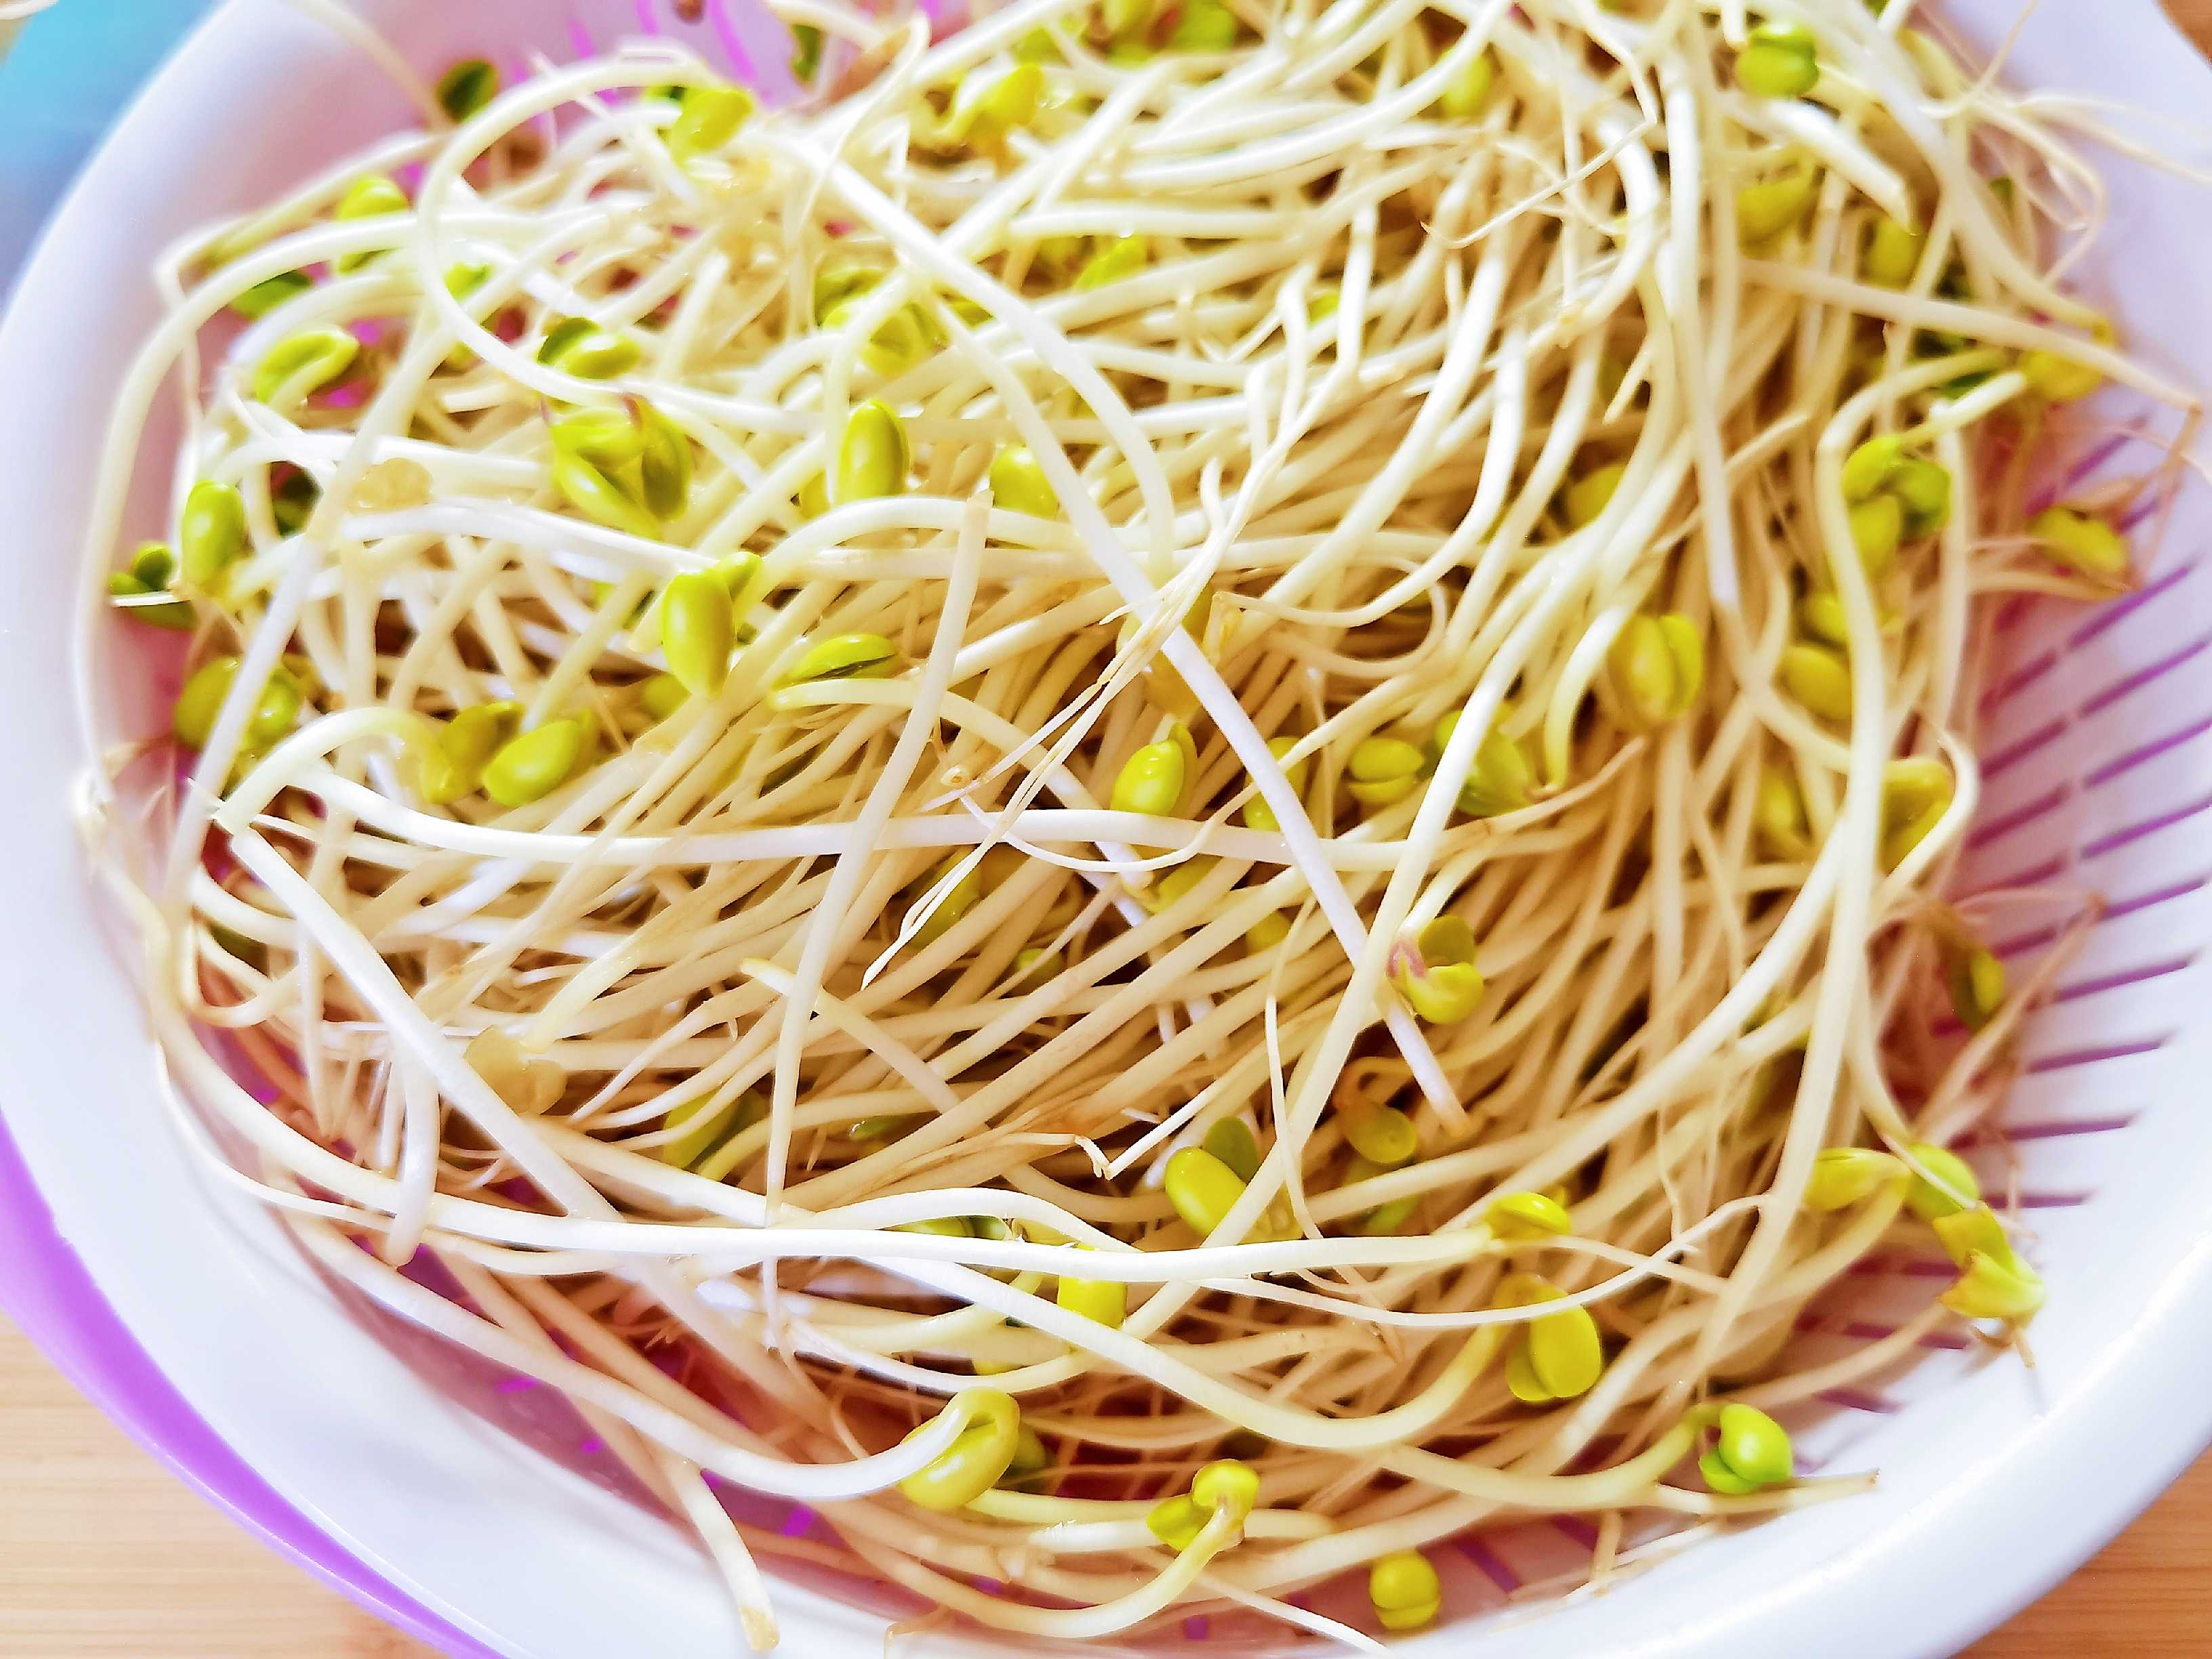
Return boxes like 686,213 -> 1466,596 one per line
77,0 -> 2192,1647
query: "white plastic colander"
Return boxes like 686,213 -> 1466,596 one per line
3,1 -> 2212,1654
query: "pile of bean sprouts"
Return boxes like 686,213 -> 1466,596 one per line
77,0 -> 2198,1647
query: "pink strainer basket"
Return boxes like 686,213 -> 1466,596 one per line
5,1 -> 2212,1654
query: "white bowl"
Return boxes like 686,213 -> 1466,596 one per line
5,1 -> 2212,1654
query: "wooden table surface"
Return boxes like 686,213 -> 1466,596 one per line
9,3 -> 2212,1654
